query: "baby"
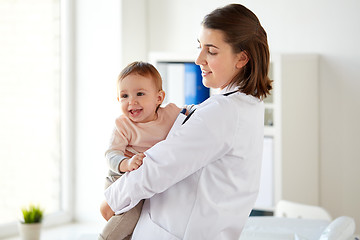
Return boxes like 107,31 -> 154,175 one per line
99,61 -> 181,240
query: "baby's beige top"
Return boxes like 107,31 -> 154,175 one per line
106,103 -> 181,174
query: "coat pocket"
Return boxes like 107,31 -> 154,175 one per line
132,210 -> 181,240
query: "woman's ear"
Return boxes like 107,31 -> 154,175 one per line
236,51 -> 249,69
157,90 -> 165,104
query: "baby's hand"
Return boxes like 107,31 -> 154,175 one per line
128,153 -> 145,171
119,153 -> 145,172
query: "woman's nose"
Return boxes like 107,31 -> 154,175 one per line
195,49 -> 206,66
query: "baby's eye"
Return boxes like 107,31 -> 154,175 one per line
121,94 -> 128,98
137,92 -> 145,96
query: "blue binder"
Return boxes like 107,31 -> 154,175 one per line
184,63 -> 210,105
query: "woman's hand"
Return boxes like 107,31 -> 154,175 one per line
100,200 -> 115,221
119,153 -> 145,172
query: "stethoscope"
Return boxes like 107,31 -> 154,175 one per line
181,90 -> 238,125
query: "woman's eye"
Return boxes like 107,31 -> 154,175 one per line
208,50 -> 217,55
196,40 -> 201,49
137,92 -> 144,96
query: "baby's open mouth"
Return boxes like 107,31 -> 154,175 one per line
129,109 -> 142,117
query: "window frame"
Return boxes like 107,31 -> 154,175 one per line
0,0 -> 75,237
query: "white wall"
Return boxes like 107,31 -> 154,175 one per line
73,0 -> 148,224
74,0 -> 121,223
73,0 -> 360,232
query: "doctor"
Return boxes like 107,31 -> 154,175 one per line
102,3 -> 272,239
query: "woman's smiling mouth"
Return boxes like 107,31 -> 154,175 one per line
201,70 -> 212,77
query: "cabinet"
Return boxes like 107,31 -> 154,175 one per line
149,52 -> 320,211
268,54 -> 320,209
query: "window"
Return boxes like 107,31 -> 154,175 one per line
0,0 -> 65,231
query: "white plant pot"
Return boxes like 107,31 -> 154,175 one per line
18,222 -> 42,240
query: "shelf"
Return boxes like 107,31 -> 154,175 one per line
264,103 -> 274,109
149,52 -> 198,65
264,126 -> 275,137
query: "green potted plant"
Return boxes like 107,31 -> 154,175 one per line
18,205 -> 44,240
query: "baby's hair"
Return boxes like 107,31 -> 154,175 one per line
202,4 -> 272,99
117,61 -> 163,99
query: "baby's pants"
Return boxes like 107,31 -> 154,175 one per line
99,176 -> 144,240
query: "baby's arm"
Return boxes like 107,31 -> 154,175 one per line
105,123 -> 130,174
100,152 -> 145,221
105,150 -> 128,174
119,153 -> 145,172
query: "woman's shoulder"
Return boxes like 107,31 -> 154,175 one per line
199,93 -> 235,110
210,91 -> 262,108
198,92 -> 262,120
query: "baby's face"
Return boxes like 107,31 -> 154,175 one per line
118,74 -> 162,123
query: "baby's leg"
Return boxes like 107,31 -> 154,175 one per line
99,200 -> 144,240
104,175 -> 120,189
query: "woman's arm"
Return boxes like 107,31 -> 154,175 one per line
104,99 -> 237,214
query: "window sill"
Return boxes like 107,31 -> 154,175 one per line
2,222 -> 103,240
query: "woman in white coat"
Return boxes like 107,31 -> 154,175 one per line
101,4 -> 272,239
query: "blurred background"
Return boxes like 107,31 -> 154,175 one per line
0,0 -> 359,238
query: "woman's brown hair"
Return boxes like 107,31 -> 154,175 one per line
202,4 -> 272,99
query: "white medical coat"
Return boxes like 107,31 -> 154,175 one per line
104,87 -> 264,240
